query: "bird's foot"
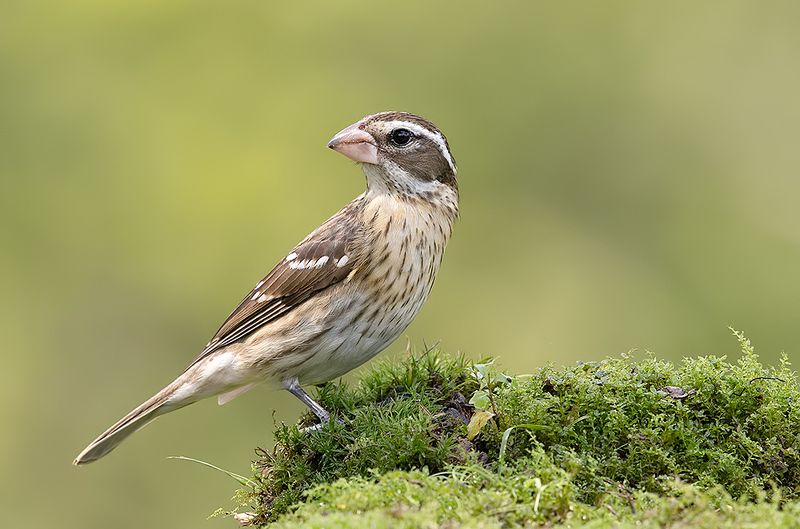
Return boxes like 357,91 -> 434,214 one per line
283,377 -> 345,432
300,417 -> 345,433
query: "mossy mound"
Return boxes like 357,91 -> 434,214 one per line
260,472 -> 800,529
237,332 -> 800,528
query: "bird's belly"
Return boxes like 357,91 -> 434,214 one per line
293,252 -> 440,384
291,287 -> 429,385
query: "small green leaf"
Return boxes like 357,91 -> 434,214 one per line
471,360 -> 495,385
493,372 -> 512,385
467,410 -> 494,440
469,389 -> 491,410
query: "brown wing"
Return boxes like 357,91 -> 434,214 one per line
188,205 -> 361,367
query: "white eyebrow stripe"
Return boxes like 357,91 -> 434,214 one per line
383,120 -> 456,174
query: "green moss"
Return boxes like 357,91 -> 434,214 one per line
492,346 -> 800,501
251,353 -> 479,520
240,333 -> 800,527
264,470 -> 800,529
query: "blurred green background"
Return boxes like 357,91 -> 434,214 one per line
2,1 -> 799,527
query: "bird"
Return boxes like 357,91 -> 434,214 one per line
73,111 -> 459,465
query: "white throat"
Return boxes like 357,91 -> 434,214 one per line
361,162 -> 440,195
361,163 -> 459,219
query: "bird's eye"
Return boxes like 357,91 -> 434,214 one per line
389,128 -> 414,146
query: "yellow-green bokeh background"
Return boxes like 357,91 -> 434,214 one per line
2,1 -> 799,527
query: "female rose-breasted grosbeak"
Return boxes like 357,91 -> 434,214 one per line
74,111 -> 459,465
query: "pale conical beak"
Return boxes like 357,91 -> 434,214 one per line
327,122 -> 378,164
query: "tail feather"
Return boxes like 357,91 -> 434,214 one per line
73,385 -> 184,465
74,351 -> 252,465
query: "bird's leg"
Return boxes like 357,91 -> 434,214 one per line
282,377 -> 331,424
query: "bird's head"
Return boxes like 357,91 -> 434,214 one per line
327,112 -> 458,197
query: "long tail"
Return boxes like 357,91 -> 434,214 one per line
73,380 -> 188,466
74,350 -> 257,465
